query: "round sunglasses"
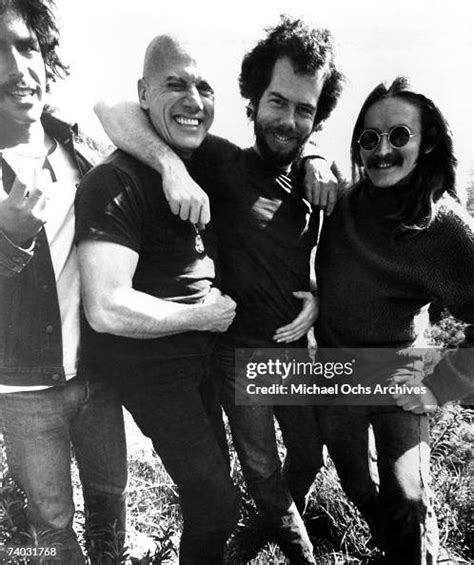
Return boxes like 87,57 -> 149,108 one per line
358,125 -> 417,151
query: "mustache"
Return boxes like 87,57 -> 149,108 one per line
271,126 -> 296,138
0,79 -> 40,96
366,155 -> 403,169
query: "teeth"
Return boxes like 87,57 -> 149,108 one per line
274,133 -> 291,143
8,88 -> 35,98
375,163 -> 394,169
175,116 -> 200,127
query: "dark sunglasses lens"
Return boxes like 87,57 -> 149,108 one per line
359,130 -> 379,150
389,126 -> 411,148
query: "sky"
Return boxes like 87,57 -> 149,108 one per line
51,0 -> 473,181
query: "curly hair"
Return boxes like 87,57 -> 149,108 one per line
350,76 -> 458,232
0,0 -> 68,88
239,15 -> 344,132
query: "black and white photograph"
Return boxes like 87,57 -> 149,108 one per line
0,0 -> 473,564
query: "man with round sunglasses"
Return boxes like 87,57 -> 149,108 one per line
315,77 -> 474,564
358,124 -> 416,151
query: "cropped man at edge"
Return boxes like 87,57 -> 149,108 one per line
0,1 -> 127,563
94,16 -> 344,564
75,35 -> 240,565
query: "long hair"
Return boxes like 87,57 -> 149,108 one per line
239,14 -> 344,132
0,0 -> 68,88
350,76 -> 458,232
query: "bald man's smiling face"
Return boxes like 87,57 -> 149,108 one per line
138,50 -> 215,158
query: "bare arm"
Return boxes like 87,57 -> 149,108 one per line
94,100 -> 210,225
78,240 -> 236,338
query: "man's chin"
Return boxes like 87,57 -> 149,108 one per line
169,138 -> 204,159
257,142 -> 300,167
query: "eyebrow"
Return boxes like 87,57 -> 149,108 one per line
165,76 -> 187,83
0,36 -> 38,49
164,75 -> 213,91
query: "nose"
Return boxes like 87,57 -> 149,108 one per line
183,85 -> 204,112
279,107 -> 296,130
374,133 -> 391,156
4,47 -> 27,80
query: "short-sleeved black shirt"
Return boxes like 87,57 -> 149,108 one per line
75,150 -> 217,365
188,135 -> 320,348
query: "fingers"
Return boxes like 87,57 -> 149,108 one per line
307,181 -> 320,207
24,185 -> 45,207
167,197 -> 181,216
273,327 -> 306,343
204,287 -> 222,303
7,175 -> 29,203
292,290 -> 309,300
325,184 -> 338,216
199,200 -> 211,226
273,318 -> 307,343
174,194 -> 210,225
273,291 -> 317,342
392,393 -> 436,414
178,201 -> 191,221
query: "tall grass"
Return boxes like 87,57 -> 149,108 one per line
1,401 -> 471,564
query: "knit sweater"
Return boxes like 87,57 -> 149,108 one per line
315,181 -> 474,405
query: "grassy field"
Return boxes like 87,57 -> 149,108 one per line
2,402 -> 471,564
121,404 -> 473,565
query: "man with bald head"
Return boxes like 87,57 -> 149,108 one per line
75,35 -> 239,565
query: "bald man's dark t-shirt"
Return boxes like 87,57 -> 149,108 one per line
75,150 -> 217,366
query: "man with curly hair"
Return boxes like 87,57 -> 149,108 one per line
0,1 -> 127,563
94,16 -> 344,564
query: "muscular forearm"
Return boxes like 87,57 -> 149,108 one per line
94,100 -> 186,177
84,286 -> 214,338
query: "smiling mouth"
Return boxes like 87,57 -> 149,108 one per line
174,115 -> 202,128
3,86 -> 39,102
272,132 -> 294,145
373,163 -> 395,169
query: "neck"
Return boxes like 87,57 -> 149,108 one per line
252,142 -> 292,173
0,117 -> 48,154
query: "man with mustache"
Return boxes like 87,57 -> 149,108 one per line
0,1 -> 127,563
315,77 -> 474,564
94,16 -> 344,563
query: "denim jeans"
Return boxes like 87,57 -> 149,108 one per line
218,343 -> 322,564
118,354 -> 239,565
0,376 -> 128,565
317,405 -> 439,565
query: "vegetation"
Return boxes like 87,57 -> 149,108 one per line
1,177 -> 473,562
1,363 -> 472,564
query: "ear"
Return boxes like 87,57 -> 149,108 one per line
137,78 -> 149,110
246,101 -> 256,120
423,126 -> 438,154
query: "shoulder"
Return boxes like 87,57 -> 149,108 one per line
82,150 -> 162,188
76,151 -> 166,220
432,195 -> 474,239
192,134 -> 241,165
